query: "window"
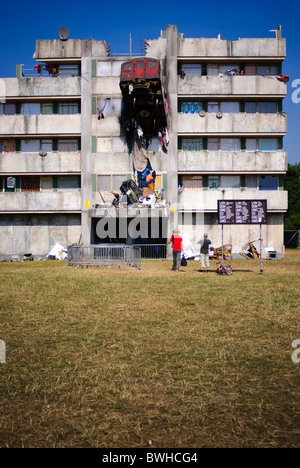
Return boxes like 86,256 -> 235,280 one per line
207,102 -> 219,113
258,139 -> 278,152
219,64 -> 239,75
97,175 -> 111,191
221,176 -> 240,190
58,139 -> 78,152
181,138 -> 203,152
112,137 -> 127,152
40,176 -> 52,191
207,138 -> 219,151
182,101 -> 202,114
0,140 -> 15,153
41,102 -> 53,115
97,61 -> 112,76
208,176 -> 219,190
21,140 -> 40,153
182,64 -> 202,76
220,139 -> 240,151
245,102 -> 256,113
257,65 -> 278,76
136,61 -> 144,69
257,102 -> 277,113
111,98 -> 123,114
41,140 -> 53,153
207,64 -> 218,76
246,139 -> 257,152
148,60 -> 157,68
21,176 -> 40,192
98,174 -> 127,191
245,64 -> 256,76
58,64 -> 79,77
259,175 -> 278,190
57,176 -> 79,191
21,103 -> 41,115
112,175 -> 125,191
0,103 -> 16,115
58,102 -> 79,115
220,102 -> 239,113
246,176 -> 257,190
182,175 -> 203,190
123,62 -> 132,72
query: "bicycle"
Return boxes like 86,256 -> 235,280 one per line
216,262 -> 233,275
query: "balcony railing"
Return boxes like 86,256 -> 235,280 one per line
178,151 -> 287,173
178,75 -> 287,96
178,189 -> 288,212
0,191 -> 81,212
178,112 -> 287,135
0,114 -> 81,135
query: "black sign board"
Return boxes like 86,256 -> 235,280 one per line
218,200 -> 267,224
218,200 -> 235,224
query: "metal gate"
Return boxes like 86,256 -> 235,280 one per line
67,244 -> 141,269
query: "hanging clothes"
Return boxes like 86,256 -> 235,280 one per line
132,126 -> 148,173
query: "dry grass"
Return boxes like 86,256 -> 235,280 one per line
0,250 -> 299,448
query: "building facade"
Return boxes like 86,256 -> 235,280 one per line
0,25 -> 287,257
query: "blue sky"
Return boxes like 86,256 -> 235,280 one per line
0,0 -> 299,164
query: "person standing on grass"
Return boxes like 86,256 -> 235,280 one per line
199,233 -> 211,273
169,229 -> 183,271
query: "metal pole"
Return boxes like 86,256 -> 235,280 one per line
260,223 -> 263,275
222,224 -> 224,263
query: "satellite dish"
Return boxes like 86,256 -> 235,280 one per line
216,111 -> 223,119
39,150 -> 47,157
58,27 -> 70,41
199,110 -> 206,117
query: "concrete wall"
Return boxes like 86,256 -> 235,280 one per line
178,151 -> 287,173
3,77 -> 81,97
178,189 -> 288,211
178,113 -> 287,134
0,192 -> 81,212
0,115 -> 81,135
0,213 -> 81,255
33,39 -> 110,60
178,76 -> 286,96
178,38 -> 286,58
0,152 -> 81,173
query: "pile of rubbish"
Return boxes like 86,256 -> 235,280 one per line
95,125 -> 169,212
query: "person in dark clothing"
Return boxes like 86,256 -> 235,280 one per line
199,233 -> 211,272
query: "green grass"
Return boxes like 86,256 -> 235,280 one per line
0,251 -> 299,447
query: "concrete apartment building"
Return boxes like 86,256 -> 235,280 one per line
0,25 -> 287,257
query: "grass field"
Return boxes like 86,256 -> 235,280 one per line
0,250 -> 299,448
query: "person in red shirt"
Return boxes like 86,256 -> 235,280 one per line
169,230 -> 183,271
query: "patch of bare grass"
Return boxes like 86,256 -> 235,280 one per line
0,251 -> 299,447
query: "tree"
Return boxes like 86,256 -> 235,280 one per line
283,163 -> 300,230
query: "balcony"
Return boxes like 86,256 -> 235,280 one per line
178,151 -> 287,173
178,38 -> 286,58
0,191 -> 81,212
4,77 -> 81,98
178,112 -> 287,135
178,189 -> 288,212
0,152 -> 81,173
0,114 -> 81,135
178,75 -> 286,97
